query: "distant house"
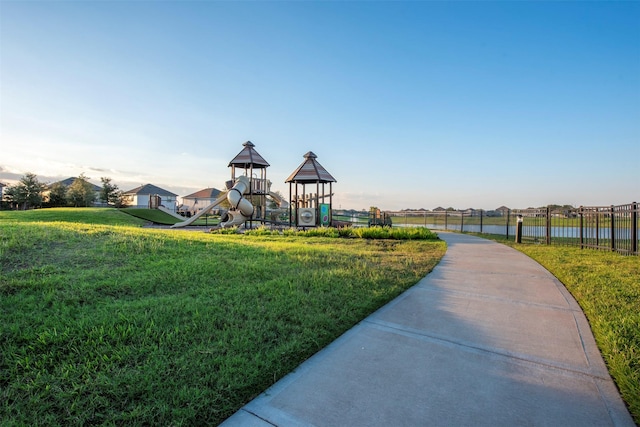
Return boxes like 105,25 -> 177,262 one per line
45,177 -> 102,205
52,177 -> 101,190
122,184 -> 178,210
495,206 -> 510,217
180,187 -> 224,215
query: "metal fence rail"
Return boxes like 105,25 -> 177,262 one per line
383,202 -> 639,256
578,203 -> 639,254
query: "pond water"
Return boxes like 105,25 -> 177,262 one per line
399,223 -> 627,240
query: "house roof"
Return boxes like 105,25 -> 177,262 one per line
51,177 -> 101,192
183,188 -> 223,199
285,151 -> 336,183
228,141 -> 270,169
123,184 -> 178,197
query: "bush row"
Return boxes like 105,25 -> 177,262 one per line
215,225 -> 440,240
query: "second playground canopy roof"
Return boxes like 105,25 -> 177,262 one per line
285,151 -> 336,183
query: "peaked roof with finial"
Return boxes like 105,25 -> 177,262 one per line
228,141 -> 270,169
285,151 -> 336,183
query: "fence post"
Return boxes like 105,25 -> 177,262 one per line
579,207 -> 584,249
610,205 -> 615,251
461,211 -> 464,233
546,206 -> 551,245
480,209 -> 483,233
506,210 -> 510,240
445,210 -> 448,230
632,202 -> 638,255
515,215 -> 523,243
596,210 -> 599,248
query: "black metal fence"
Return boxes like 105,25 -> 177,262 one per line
385,202 -> 639,256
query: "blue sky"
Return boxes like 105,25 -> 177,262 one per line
1,1 -> 638,211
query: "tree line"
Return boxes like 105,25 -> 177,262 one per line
2,173 -> 127,210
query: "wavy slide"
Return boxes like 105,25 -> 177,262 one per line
171,176 -> 254,229
268,191 -> 287,208
219,176 -> 254,228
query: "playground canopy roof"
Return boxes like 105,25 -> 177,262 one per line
285,151 -> 336,184
228,141 -> 270,169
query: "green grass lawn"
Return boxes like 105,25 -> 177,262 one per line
481,234 -> 640,424
0,208 -> 445,425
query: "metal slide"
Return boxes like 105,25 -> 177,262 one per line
170,194 -> 228,228
157,205 -> 188,220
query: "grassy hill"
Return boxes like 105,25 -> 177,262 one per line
0,207 -> 146,226
0,208 -> 445,425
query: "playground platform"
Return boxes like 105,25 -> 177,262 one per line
220,232 -> 634,427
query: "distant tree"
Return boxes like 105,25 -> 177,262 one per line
3,186 -> 21,209
100,177 -> 125,206
66,174 -> 96,207
100,177 -> 116,204
48,182 -> 68,207
4,173 -> 45,210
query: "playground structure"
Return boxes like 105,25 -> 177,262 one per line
171,142 -> 336,229
368,207 -> 393,227
286,151 -> 337,228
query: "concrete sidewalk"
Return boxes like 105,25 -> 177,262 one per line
220,232 -> 634,426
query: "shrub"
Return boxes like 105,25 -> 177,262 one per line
352,226 -> 439,240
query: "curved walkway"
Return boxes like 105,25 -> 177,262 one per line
221,232 -> 634,426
